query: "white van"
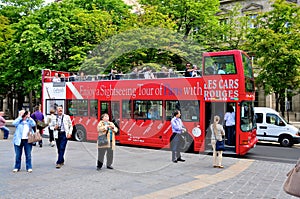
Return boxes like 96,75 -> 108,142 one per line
254,107 -> 300,147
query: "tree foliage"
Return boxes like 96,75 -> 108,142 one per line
246,0 -> 300,114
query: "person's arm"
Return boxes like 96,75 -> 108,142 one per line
66,115 -> 73,138
0,116 -> 5,124
12,117 -> 22,127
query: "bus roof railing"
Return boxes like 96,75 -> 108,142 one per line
44,70 -> 203,82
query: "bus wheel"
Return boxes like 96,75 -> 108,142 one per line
74,125 -> 86,142
180,133 -> 194,152
279,135 -> 293,147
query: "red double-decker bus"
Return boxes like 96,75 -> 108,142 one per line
41,50 -> 257,155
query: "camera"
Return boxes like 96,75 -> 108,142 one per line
57,127 -> 61,132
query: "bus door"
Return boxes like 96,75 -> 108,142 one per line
99,101 -> 120,133
204,102 -> 236,153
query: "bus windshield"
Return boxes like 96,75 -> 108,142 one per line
204,55 -> 237,75
240,101 -> 255,132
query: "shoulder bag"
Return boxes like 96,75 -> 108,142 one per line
213,126 -> 225,151
28,128 -> 42,143
216,140 -> 225,151
98,130 -> 108,147
283,158 -> 300,197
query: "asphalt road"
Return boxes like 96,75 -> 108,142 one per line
244,142 -> 300,164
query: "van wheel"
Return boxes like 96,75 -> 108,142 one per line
279,135 -> 293,147
74,125 -> 86,142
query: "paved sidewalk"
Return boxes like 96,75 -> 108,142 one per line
0,136 -> 297,199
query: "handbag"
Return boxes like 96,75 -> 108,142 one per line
28,130 -> 43,143
216,140 -> 225,151
212,125 -> 225,151
283,158 -> 300,197
98,132 -> 108,147
37,120 -> 48,129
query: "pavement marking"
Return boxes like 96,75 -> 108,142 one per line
134,159 -> 254,199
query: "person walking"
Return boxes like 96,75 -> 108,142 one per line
210,115 -> 225,168
31,106 -> 45,147
54,106 -> 73,169
12,110 -> 36,173
170,110 -> 185,163
224,105 -> 235,146
96,113 -> 118,171
0,111 -> 10,139
46,109 -> 57,147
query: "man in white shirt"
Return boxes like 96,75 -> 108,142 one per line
54,106 -> 73,169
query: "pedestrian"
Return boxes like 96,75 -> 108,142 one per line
191,65 -> 200,77
224,105 -> 235,146
54,106 -> 73,169
12,110 -> 36,173
46,109 -> 57,147
31,106 -> 45,147
210,115 -> 225,168
184,63 -> 193,77
0,111 -> 10,139
170,110 -> 185,163
218,63 -> 226,74
96,113 -> 118,171
52,72 -> 61,82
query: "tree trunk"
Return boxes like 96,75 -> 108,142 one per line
279,90 -> 286,118
275,93 -> 279,112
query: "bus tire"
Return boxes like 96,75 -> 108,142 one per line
179,133 -> 194,152
279,135 -> 293,147
73,125 -> 86,142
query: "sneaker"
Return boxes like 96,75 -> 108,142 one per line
106,166 -> 114,169
177,158 -> 185,162
96,167 -> 101,171
56,164 -> 62,169
218,165 -> 224,169
27,169 -> 32,173
12,169 -> 19,173
51,142 -> 55,147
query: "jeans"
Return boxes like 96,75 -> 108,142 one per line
14,139 -> 33,170
55,132 -> 68,164
1,126 -> 10,139
171,133 -> 182,161
48,127 -> 54,142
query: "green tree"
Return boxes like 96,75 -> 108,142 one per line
0,0 -> 44,23
246,0 -> 300,116
0,15 -> 14,104
2,1 -> 120,111
215,4 -> 250,51
139,0 -> 220,50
